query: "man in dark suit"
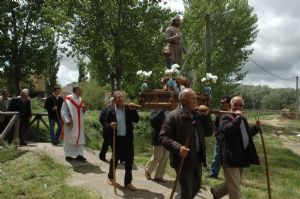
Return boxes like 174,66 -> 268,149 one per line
211,96 -> 261,199
160,88 -> 213,199
104,91 -> 139,191
44,86 -> 64,145
8,88 -> 32,145
99,97 -> 114,162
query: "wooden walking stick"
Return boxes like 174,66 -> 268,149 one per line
112,127 -> 117,194
170,136 -> 190,199
257,117 -> 272,199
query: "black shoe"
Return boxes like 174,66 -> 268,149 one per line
19,142 -> 27,146
65,156 -> 74,161
100,157 -> 109,163
76,155 -> 87,162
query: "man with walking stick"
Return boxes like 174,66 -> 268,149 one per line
44,86 -> 64,145
159,88 -> 213,199
211,96 -> 261,199
104,91 -> 139,191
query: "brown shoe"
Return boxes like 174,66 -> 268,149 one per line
126,183 -> 137,191
145,169 -> 151,180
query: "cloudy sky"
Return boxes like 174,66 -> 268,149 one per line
58,0 -> 300,89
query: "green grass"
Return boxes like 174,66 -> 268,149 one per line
0,147 -> 100,199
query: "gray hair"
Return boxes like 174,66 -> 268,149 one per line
113,90 -> 125,100
230,96 -> 244,105
178,88 -> 194,102
21,88 -> 29,95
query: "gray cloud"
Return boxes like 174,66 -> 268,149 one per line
243,0 -> 300,88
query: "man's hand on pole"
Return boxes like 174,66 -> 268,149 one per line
179,146 -> 190,158
111,122 -> 117,130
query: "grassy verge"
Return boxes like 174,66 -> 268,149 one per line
0,147 -> 100,199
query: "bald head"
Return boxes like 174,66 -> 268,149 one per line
230,96 -> 244,111
179,88 -> 197,111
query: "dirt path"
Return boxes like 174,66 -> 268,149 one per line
21,143 -> 216,199
260,117 -> 300,156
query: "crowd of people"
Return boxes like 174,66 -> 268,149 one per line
0,86 -> 262,199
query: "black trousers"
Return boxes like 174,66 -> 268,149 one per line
0,119 -> 9,134
99,130 -> 111,159
178,163 -> 202,199
108,136 -> 134,186
19,120 -> 29,144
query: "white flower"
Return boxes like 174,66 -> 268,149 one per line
136,70 -> 152,79
171,64 -> 180,70
202,73 -> 218,84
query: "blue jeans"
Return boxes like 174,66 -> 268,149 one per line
210,139 -> 221,178
49,119 -> 61,144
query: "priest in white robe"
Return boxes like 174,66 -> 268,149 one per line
61,87 -> 87,161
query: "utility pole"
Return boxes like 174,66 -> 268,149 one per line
204,13 -> 211,73
296,76 -> 299,118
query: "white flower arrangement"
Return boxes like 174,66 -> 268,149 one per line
201,73 -> 218,84
165,64 -> 180,77
136,70 -> 152,80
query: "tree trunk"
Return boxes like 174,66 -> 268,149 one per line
111,72 -> 115,96
114,0 -> 123,90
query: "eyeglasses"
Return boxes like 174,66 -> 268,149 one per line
233,103 -> 244,107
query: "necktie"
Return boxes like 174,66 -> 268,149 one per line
240,119 -> 249,149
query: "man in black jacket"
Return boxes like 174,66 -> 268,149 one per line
209,96 -> 231,179
99,97 -> 114,162
8,89 -> 32,145
44,86 -> 64,145
144,110 -> 169,182
160,88 -> 213,199
104,91 -> 139,191
211,96 -> 261,199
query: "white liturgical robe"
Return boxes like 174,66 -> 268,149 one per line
61,94 -> 85,157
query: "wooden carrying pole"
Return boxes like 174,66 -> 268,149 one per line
259,127 -> 272,199
169,136 -> 190,199
112,128 -> 117,194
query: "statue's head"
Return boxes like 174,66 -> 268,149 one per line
171,16 -> 181,27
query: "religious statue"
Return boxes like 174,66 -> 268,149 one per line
164,16 -> 185,69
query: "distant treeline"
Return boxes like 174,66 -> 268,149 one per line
233,85 -> 297,110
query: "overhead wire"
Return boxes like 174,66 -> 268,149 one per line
248,57 -> 294,81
